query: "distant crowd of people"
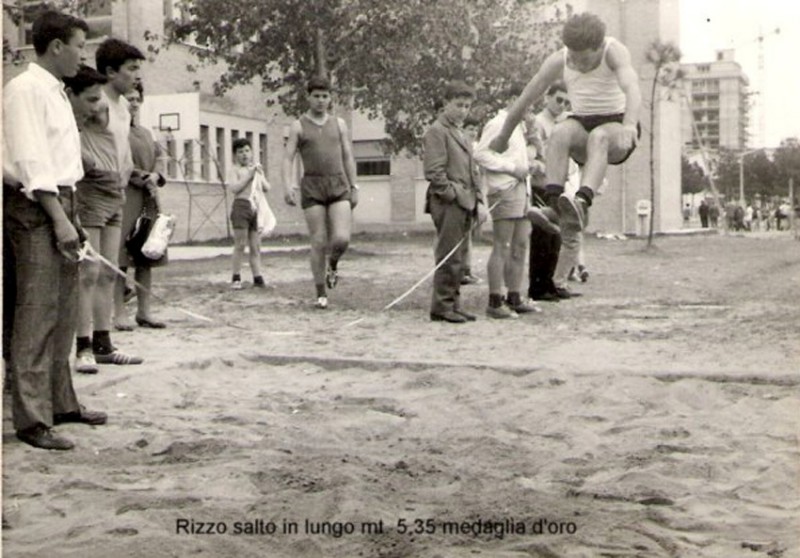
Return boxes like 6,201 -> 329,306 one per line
684,199 -> 796,231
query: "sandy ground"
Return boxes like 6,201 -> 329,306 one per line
2,231 -> 799,558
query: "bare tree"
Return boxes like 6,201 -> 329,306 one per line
644,40 -> 683,246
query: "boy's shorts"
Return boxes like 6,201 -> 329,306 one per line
230,198 -> 257,231
76,173 -> 124,228
488,180 -> 528,221
568,113 -> 641,166
300,174 -> 351,209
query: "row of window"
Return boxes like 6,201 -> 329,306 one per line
159,127 -> 268,182
692,79 -> 720,90
157,128 -> 392,182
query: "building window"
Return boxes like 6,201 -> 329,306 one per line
183,140 -> 194,180
166,138 -> 177,178
356,160 -> 391,176
231,129 -> 240,143
215,127 -> 226,180
18,0 -> 112,45
259,133 -> 268,169
353,140 -> 391,177
200,125 -> 210,180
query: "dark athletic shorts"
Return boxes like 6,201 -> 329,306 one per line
300,174 -> 352,210
568,113 -> 641,166
230,198 -> 258,231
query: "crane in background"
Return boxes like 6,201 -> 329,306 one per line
735,27 -> 780,147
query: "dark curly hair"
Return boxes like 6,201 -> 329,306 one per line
562,13 -> 606,51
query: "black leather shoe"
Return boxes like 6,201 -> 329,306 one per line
530,291 -> 560,302
554,287 -> 582,299
54,408 -> 108,426
454,308 -> 477,321
17,426 -> 74,450
430,311 -> 468,324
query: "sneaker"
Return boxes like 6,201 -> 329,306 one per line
315,296 -> 329,310
94,350 -> 144,365
578,265 -> 589,283
486,304 -> 519,319
511,298 -> 542,314
557,194 -> 587,230
325,266 -> 338,290
231,280 -> 243,290
75,350 -> 99,374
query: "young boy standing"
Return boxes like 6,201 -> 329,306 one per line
423,81 -> 488,323
282,76 -> 359,309
228,138 -> 270,289
474,106 -> 543,318
74,37 -> 145,372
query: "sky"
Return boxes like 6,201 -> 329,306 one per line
679,0 -> 800,148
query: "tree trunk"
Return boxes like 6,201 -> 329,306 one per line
315,29 -> 327,78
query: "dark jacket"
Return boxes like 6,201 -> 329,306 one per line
422,114 -> 483,213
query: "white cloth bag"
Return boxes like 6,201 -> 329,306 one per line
250,172 -> 276,237
141,214 -> 176,260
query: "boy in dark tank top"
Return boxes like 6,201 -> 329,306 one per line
282,76 -> 359,309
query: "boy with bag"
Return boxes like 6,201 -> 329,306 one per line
227,138 -> 274,290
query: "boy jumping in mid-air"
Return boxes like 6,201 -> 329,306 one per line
490,12 -> 642,231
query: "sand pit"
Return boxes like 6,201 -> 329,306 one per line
3,232 -> 798,557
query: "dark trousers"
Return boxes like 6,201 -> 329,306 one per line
528,223 -> 561,298
3,186 -> 81,432
429,197 -> 472,315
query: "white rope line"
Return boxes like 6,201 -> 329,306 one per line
82,198 -> 499,333
82,244 -> 229,327
382,198 -> 501,312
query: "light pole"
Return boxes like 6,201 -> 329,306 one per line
738,149 -> 760,207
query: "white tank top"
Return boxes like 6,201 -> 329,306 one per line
563,37 -> 626,116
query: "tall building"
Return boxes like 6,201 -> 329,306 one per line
681,49 -> 750,152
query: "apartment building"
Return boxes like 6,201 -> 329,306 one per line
681,49 -> 750,152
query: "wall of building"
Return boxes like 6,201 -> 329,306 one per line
576,0 -> 682,234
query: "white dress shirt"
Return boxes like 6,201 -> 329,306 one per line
3,62 -> 83,200
473,109 -> 529,195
